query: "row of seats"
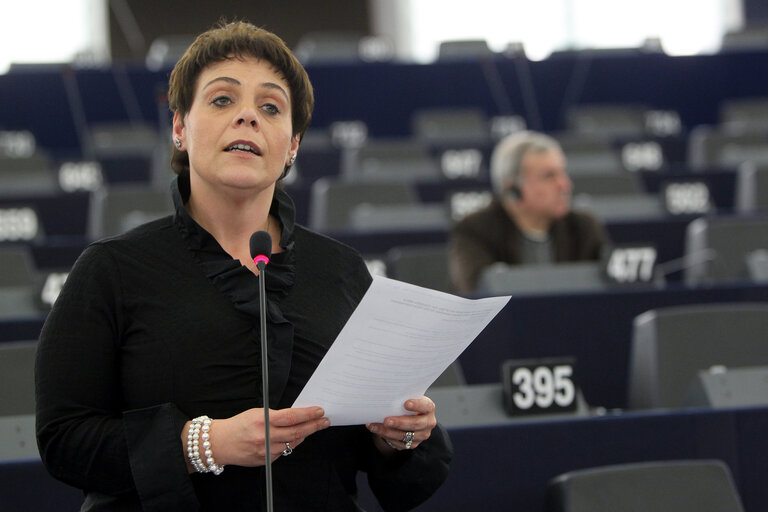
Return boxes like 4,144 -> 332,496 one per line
282,24 -> 768,64
0,212 -> 765,323
425,301 -> 768,431
0,416 -> 753,511
3,300 -> 766,424
4,109 -> 768,250
479,214 -> 768,293
5,93 -> 768,180
0,128 -> 760,220
304,165 -> 767,233
1,149 -> 766,242
0,182 -> 765,319
5,47 -> 768,154
16,287 -> 768,486
294,98 -> 768,179
0,167 -> 759,263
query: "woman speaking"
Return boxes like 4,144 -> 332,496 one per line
35,20 -> 452,511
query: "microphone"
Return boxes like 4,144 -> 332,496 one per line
654,248 -> 717,277
250,230 -> 272,269
249,230 -> 274,512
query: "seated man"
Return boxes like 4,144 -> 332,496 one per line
449,131 -> 607,293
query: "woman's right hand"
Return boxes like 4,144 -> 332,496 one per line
184,407 -> 330,470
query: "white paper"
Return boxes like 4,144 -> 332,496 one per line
292,275 -> 510,425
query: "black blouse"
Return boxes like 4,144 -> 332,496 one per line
35,175 -> 452,511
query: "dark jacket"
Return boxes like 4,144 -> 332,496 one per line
449,199 -> 607,293
36,177 -> 452,511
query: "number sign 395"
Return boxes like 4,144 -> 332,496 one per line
502,359 -> 579,416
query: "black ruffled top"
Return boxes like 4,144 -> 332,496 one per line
37,173 -> 452,511
171,174 -> 296,405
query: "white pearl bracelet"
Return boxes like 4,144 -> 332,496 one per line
187,415 -> 224,475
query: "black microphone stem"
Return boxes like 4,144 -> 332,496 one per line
257,260 -> 274,512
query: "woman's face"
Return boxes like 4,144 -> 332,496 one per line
173,56 -> 299,195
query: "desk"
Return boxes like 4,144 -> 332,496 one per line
324,215 -> 693,276
459,282 -> 768,409
397,406 -> 768,512
8,406 -> 767,511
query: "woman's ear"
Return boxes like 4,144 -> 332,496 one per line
172,111 -> 185,143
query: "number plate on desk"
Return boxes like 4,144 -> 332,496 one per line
602,245 -> 658,284
502,358 -> 579,416
661,180 -> 712,215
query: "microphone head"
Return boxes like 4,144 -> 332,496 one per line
249,231 -> 272,266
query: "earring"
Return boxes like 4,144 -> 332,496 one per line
174,138 -> 182,149
289,154 -> 296,165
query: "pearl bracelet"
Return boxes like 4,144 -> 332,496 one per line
187,415 -> 224,475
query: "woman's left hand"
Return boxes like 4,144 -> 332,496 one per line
366,396 -> 437,453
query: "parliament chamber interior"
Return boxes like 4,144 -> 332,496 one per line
1,8 -> 768,511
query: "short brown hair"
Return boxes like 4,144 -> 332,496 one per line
168,20 -> 314,175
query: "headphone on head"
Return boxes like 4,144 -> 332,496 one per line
502,144 -> 529,202
506,184 -> 523,201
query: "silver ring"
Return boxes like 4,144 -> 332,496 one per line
382,437 -> 398,450
282,442 -> 293,456
402,431 -> 415,449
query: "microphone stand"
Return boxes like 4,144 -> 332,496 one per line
255,258 -> 274,512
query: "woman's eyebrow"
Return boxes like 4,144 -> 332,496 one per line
260,82 -> 289,101
202,77 -> 288,102
202,76 -> 240,89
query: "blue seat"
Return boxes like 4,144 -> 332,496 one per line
628,302 -> 768,410
548,459 -> 744,512
0,458 -> 83,511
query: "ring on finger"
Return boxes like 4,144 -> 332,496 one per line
382,437 -> 398,450
282,442 -> 293,456
402,431 -> 415,449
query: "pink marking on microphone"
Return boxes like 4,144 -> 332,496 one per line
253,255 -> 270,266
